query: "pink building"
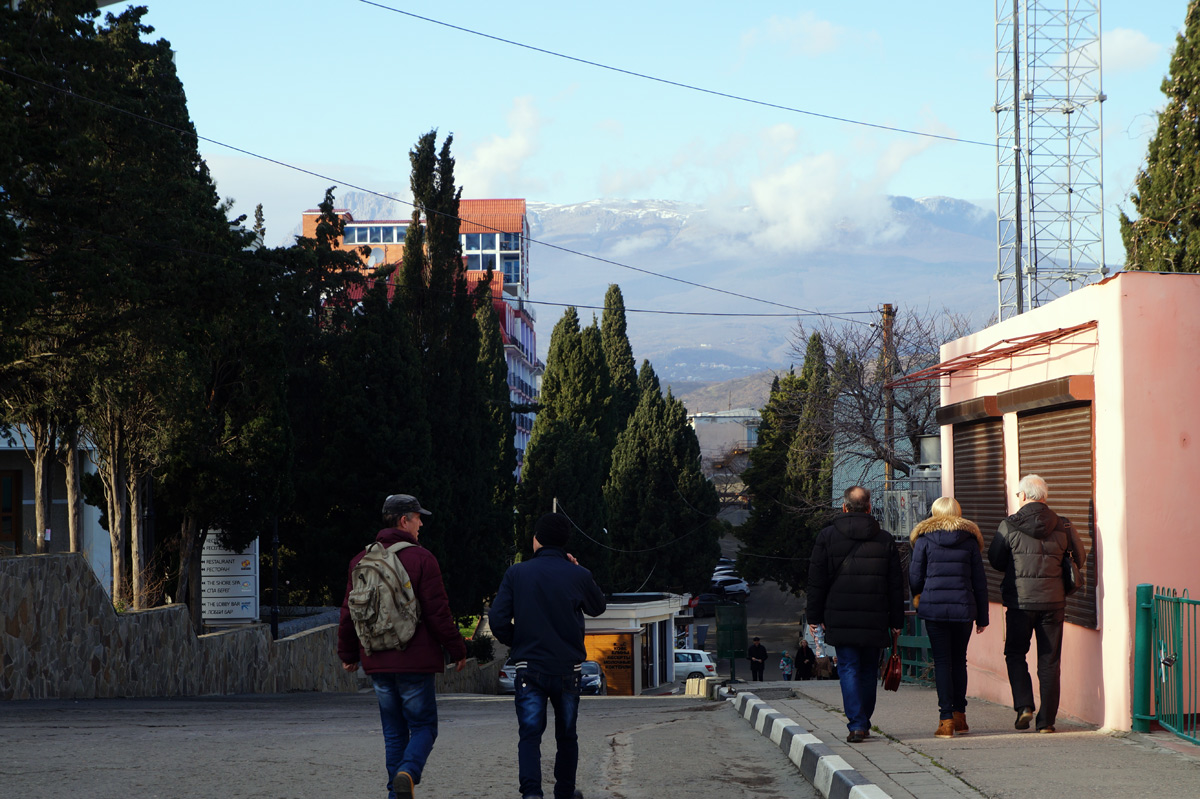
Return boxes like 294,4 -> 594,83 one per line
917,271 -> 1200,730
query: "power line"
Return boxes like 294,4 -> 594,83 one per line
0,63 -> 871,326
356,0 -> 996,150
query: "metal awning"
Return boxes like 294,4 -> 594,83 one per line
887,320 -> 1098,388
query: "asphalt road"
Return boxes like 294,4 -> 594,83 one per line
1,691 -> 819,799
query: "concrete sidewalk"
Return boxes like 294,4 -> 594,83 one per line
730,679 -> 1200,799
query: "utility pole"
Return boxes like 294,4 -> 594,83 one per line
881,304 -> 895,491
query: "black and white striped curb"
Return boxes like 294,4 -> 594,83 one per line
728,692 -> 893,799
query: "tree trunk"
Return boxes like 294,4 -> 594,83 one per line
62,429 -> 83,554
27,420 -> 57,555
100,418 -> 130,608
177,515 -> 206,633
129,471 -> 146,610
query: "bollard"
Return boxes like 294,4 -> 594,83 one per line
1132,583 -> 1153,732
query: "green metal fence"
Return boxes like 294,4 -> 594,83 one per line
1133,584 -> 1200,744
898,611 -> 934,685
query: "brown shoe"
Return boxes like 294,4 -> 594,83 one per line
935,719 -> 955,738
952,711 -> 969,734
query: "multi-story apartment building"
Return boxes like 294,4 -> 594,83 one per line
299,199 -> 541,475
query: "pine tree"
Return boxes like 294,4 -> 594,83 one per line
1121,0 -> 1200,270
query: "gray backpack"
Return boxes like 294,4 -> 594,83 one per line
347,541 -> 421,655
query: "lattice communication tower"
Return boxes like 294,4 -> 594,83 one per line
995,0 -> 1107,321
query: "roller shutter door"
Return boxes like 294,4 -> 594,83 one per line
952,419 -> 1007,605
1017,403 -> 1096,629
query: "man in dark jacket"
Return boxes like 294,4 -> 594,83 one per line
807,486 -> 904,743
489,513 -> 606,799
338,494 -> 466,799
747,637 -> 768,681
988,474 -> 1085,734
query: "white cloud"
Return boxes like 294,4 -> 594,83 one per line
1103,28 -> 1165,73
736,119 -> 942,253
741,12 -> 850,58
457,96 -> 543,198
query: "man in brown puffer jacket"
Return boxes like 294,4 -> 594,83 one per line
988,474 -> 1085,735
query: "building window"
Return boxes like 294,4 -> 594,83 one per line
482,254 -> 496,272
503,255 -> 520,284
467,254 -> 482,271
480,233 -> 497,251
501,232 -> 520,250
464,233 -> 480,251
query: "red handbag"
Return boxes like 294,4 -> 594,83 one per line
881,630 -> 902,691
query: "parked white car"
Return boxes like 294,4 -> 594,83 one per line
710,575 -> 750,599
673,649 -> 719,681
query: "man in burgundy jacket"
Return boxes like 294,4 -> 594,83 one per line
339,494 -> 466,799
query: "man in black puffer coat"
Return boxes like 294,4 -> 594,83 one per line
988,474 -> 1085,734
807,486 -> 905,743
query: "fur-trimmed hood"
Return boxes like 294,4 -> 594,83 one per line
910,515 -> 984,551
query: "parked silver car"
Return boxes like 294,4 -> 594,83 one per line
497,658 -> 518,694
673,648 -> 718,681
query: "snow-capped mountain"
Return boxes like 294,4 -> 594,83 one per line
331,192 -> 999,383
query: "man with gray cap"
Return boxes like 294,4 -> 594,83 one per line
339,494 -> 466,799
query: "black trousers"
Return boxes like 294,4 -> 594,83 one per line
750,661 -> 765,681
1004,607 -> 1065,730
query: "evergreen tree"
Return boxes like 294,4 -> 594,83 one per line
605,364 -> 721,593
517,308 -> 610,581
1121,0 -> 1200,271
600,284 -> 638,438
736,334 -> 834,595
393,131 -> 511,618
266,192 -> 430,607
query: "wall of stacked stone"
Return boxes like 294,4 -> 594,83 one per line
1,554 -> 500,700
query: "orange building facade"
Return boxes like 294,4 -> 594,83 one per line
299,199 -> 541,474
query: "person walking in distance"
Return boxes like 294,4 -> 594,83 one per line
807,486 -> 904,743
988,475 -> 1085,734
747,636 -> 768,681
794,638 -> 817,681
489,513 -> 607,799
338,494 -> 467,799
909,497 -> 990,738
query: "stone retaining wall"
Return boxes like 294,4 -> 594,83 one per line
1,554 -> 500,700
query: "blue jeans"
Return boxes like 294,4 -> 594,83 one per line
836,645 -> 881,733
514,669 -> 582,799
371,673 -> 438,798
925,620 -> 973,720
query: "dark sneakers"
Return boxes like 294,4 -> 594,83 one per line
392,770 -> 414,798
1038,726 -> 1056,734
846,729 -> 867,743
1015,708 -> 1034,730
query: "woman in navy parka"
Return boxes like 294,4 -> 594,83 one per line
909,497 -> 990,739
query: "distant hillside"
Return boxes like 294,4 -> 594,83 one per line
670,370 -> 778,414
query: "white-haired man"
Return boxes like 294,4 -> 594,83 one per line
988,474 -> 1085,734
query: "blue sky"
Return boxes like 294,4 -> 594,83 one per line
110,0 -> 1179,264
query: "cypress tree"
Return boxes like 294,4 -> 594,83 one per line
605,364 -> 721,593
1121,0 -> 1200,271
394,130 -> 511,618
516,308 -> 610,581
736,334 -> 834,595
601,284 -> 638,437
